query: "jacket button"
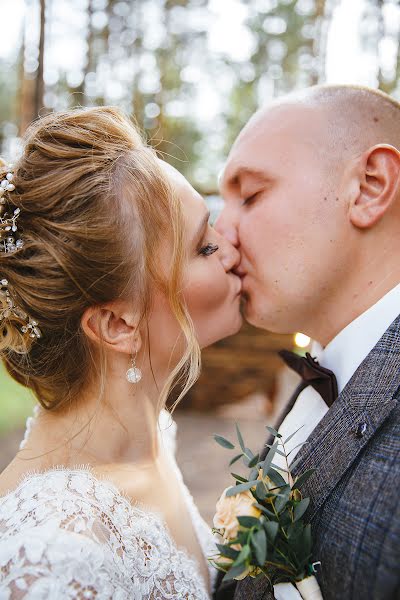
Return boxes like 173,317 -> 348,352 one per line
356,422 -> 367,438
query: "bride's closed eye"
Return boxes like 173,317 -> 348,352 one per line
199,242 -> 219,256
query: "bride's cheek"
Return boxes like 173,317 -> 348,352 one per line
185,270 -> 225,319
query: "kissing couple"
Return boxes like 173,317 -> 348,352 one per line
0,83 -> 399,600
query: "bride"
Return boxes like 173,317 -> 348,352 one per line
0,106 -> 242,598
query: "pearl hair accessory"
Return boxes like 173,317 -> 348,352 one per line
0,163 -> 42,341
0,165 -> 24,255
0,278 -> 42,340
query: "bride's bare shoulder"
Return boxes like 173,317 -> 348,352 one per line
0,458 -> 30,497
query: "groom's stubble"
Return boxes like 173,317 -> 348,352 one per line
216,85 -> 400,347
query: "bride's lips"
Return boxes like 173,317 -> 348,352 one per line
231,273 -> 242,296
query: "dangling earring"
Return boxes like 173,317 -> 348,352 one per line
126,350 -> 142,383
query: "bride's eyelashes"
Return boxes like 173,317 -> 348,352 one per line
199,242 -> 219,256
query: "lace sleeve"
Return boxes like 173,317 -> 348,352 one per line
0,521 -> 128,599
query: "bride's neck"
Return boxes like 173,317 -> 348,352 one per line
23,380 -> 161,468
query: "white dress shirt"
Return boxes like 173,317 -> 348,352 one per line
273,282 -> 400,600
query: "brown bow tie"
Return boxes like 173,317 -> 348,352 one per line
279,349 -> 338,407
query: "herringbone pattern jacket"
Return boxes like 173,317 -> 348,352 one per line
214,314 -> 400,600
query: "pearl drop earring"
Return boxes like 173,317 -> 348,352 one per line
126,350 -> 142,383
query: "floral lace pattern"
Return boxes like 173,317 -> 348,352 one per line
0,410 -> 216,599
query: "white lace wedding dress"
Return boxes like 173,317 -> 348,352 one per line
0,407 -> 217,599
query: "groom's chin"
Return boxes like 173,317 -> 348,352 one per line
241,295 -> 273,331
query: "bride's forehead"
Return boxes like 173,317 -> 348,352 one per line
157,159 -> 187,186
157,159 -> 203,204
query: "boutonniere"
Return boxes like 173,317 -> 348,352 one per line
210,424 -> 323,600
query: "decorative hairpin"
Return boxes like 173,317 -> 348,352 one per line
0,278 -> 42,339
0,164 -> 42,341
0,166 -> 24,255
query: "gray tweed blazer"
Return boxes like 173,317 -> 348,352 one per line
214,314 -> 400,600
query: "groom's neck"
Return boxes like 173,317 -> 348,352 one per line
308,267 -> 400,348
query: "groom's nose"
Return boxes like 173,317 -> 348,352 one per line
214,206 -> 239,247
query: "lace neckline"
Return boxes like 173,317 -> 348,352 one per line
0,463 -> 212,593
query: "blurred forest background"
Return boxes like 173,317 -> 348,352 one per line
1,0 -> 400,437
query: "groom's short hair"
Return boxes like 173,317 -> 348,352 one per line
296,84 -> 400,165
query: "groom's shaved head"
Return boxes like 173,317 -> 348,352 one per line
294,85 -> 400,164
235,84 -> 400,176
217,84 -> 400,344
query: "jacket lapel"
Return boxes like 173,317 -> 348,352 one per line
289,313 -> 400,520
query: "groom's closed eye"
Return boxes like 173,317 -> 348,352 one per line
242,193 -> 259,206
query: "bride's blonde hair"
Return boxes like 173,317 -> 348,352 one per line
0,106 -> 200,422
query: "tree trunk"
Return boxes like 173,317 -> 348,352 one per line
313,0 -> 340,84
76,0 -> 94,105
376,0 -> 386,90
33,0 -> 46,119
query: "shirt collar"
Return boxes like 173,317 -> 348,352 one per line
310,282 -> 400,395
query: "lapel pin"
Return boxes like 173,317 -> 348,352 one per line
356,422 -> 368,438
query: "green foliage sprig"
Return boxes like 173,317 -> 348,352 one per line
210,424 -> 318,584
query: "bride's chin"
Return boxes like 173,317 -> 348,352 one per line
198,315 -> 243,350
219,312 -> 243,341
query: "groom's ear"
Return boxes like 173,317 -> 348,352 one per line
348,144 -> 400,229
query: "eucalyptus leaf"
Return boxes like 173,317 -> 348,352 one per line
255,481 -> 266,501
222,563 -> 249,582
231,473 -> 248,483
252,502 -> 276,519
270,463 -> 289,473
279,508 -> 292,527
293,498 -> 310,522
267,469 -> 287,488
287,520 -> 304,540
216,543 -> 239,560
262,441 -> 278,477
229,453 -> 243,466
226,481 -> 258,497
236,423 -> 245,452
237,531 -> 249,546
237,516 -> 260,529
275,486 -> 291,512
214,435 -> 235,449
251,529 -> 267,565
293,469 -> 316,490
266,426 -> 282,438
283,424 -> 305,445
248,453 -> 260,468
249,467 -> 259,481
232,544 -> 251,567
264,520 -> 279,542
264,444 -> 286,457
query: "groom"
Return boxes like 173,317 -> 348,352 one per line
213,84 -> 400,600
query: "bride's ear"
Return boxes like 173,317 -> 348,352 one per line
81,301 -> 142,355
348,144 -> 400,229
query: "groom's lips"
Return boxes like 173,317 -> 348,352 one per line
234,265 -> 247,278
